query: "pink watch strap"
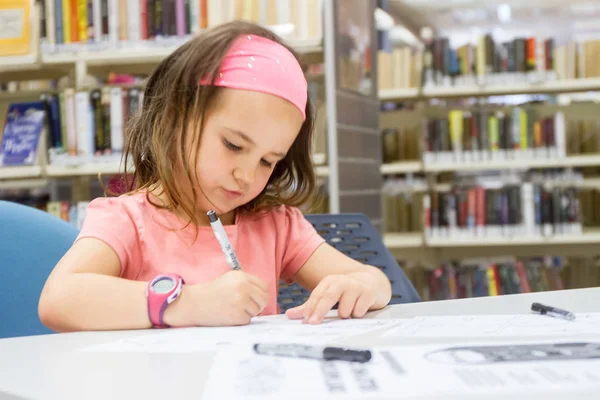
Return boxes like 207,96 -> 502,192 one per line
146,274 -> 184,328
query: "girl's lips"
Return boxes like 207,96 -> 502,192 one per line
223,188 -> 243,198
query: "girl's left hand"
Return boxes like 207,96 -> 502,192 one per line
285,274 -> 377,324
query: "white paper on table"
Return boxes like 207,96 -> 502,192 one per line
80,317 -> 401,353
382,313 -> 600,338
202,337 -> 600,399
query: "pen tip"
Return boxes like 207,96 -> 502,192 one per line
207,210 -> 218,222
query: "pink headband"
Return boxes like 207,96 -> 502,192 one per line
200,34 -> 307,120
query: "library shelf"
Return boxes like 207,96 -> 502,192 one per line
383,232 -> 424,249
312,153 -> 326,165
0,89 -> 56,101
0,54 -> 39,72
379,88 -> 419,102
423,154 -> 600,173
380,161 -> 422,174
378,78 -> 600,102
45,163 -> 126,177
383,231 -> 600,251
0,178 -> 48,190
314,165 -> 329,177
44,158 -> 330,178
425,230 -> 600,247
40,39 -> 322,68
0,166 -> 43,180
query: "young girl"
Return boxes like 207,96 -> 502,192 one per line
38,21 -> 392,332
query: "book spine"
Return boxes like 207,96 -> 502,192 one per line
63,0 -> 72,43
189,0 -> 200,34
86,0 -> 95,42
77,0 -> 88,42
64,89 -> 78,155
92,0 -> 102,41
90,89 -> 103,154
107,0 -> 118,45
127,0 -> 141,42
175,0 -> 187,36
147,0 -> 155,39
101,87 -> 112,153
140,0 -> 149,40
75,91 -> 93,156
109,87 -> 124,152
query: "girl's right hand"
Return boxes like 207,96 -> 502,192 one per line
166,271 -> 269,327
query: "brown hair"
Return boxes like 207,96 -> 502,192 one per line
119,21 -> 316,227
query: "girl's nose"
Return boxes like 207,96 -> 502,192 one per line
233,166 -> 255,186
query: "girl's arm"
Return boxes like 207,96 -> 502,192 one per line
285,243 -> 392,324
38,238 -> 194,332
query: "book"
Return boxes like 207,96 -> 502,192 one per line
0,102 -> 46,166
0,0 -> 32,56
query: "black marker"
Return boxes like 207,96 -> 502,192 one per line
253,343 -> 372,363
531,302 -> 576,321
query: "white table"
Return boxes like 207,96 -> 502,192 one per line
0,287 -> 598,400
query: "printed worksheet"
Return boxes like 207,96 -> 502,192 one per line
382,313 -> 600,338
81,317 -> 400,353
202,338 -> 600,399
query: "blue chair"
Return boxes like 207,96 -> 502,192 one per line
0,200 -> 78,338
278,213 -> 421,313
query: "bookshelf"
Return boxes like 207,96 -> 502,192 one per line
0,178 -> 48,190
0,156 -> 331,180
0,166 -> 43,180
380,161 -> 422,174
379,78 -> 600,102
426,229 -> 600,247
40,38 -> 322,67
0,54 -> 39,73
423,154 -> 600,173
45,163 -> 126,178
381,230 -> 600,262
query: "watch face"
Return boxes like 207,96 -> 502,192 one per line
152,277 -> 176,294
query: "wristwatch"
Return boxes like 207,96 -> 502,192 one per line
146,274 -> 184,328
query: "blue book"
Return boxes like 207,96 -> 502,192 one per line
0,102 -> 46,166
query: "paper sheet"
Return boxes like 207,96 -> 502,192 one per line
81,317 -> 399,353
382,313 -> 600,338
202,338 -> 600,399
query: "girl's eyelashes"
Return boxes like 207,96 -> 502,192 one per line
223,138 -> 241,152
223,138 -> 274,168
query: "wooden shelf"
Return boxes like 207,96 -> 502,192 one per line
423,154 -> 600,173
315,165 -> 329,177
425,230 -> 600,247
383,233 -> 424,248
0,178 -> 48,190
380,161 -> 422,174
383,230 -> 600,261
0,165 -> 43,180
0,89 -> 56,101
383,230 -> 600,250
312,153 -> 326,165
378,78 -> 600,102
0,54 -> 39,72
379,88 -> 419,101
40,38 -> 322,67
45,163 -> 126,177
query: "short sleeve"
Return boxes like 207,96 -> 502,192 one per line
279,207 -> 325,282
76,197 -> 143,279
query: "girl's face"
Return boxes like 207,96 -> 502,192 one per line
191,88 -> 304,216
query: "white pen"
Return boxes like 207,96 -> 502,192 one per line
207,210 -> 242,270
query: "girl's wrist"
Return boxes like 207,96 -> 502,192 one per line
349,269 -> 392,308
162,284 -> 198,327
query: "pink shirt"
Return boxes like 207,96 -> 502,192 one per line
76,192 -> 325,315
